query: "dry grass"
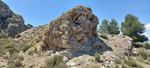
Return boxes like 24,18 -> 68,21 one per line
136,49 -> 150,65
123,58 -> 143,68
14,60 -> 22,67
8,53 -> 18,65
137,48 -> 150,60
114,58 -> 121,64
82,64 -> 100,68
0,38 -> 19,56
53,63 -> 68,68
0,37 -> 28,67
7,54 -> 23,67
6,65 -> 15,68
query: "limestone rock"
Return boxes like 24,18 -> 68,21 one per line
41,5 -> 104,52
0,1 -> 29,38
99,34 -> 133,58
66,55 -> 101,68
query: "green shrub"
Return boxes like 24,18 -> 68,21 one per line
109,47 -> 113,51
112,35 -> 114,37
133,42 -> 150,48
115,65 -> 119,68
144,42 -> 150,48
22,45 -> 32,52
124,59 -> 138,67
44,55 -> 64,68
8,48 -> 17,55
94,52 -> 100,62
27,24 -> 33,29
86,7 -> 92,12
100,52 -> 103,55
31,41 -> 37,52
15,34 -> 21,38
133,43 -> 143,46
5,42 -> 15,48
124,51 -> 128,56
100,34 -> 107,39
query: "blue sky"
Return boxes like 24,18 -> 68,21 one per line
2,0 -> 150,40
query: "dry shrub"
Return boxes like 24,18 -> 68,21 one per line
14,60 -> 22,67
114,58 -> 121,64
53,63 -> 68,68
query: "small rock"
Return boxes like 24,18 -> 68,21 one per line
63,56 -> 69,62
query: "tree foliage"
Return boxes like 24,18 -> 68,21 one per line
121,14 -> 148,42
86,7 -> 92,12
99,19 -> 120,34
108,19 -> 120,34
99,19 -> 109,33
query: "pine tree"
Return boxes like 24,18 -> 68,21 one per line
99,19 -> 109,33
108,19 -> 120,34
121,14 -> 148,42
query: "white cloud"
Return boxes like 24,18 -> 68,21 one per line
143,23 -> 150,41
145,23 -> 150,30
143,32 -> 150,38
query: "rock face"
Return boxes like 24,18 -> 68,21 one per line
41,5 -> 104,52
0,1 -> 28,38
99,34 -> 133,58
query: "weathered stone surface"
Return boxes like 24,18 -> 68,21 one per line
0,1 -> 31,38
41,5 -> 104,52
99,34 -> 133,58
66,55 -> 102,68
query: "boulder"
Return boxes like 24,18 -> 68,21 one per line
41,5 -> 104,52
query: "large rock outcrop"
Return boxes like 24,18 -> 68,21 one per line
39,5 -> 105,52
0,1 -> 29,38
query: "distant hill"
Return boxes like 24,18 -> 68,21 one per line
0,1 -> 32,38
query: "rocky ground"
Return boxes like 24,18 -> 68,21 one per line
1,33 -> 150,68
